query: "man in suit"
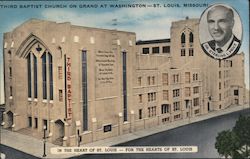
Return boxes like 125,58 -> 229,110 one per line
202,5 -> 241,55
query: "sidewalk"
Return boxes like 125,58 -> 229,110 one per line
1,104 -> 249,159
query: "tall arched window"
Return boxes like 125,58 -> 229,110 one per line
189,32 -> 194,43
27,53 -> 32,98
33,54 -> 37,98
181,33 -> 185,44
48,52 -> 53,100
42,53 -> 47,99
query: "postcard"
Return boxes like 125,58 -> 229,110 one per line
0,0 -> 249,158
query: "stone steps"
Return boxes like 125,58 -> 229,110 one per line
18,128 -> 43,139
53,137 -> 63,146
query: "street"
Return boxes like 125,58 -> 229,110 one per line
71,108 -> 250,159
0,145 -> 38,159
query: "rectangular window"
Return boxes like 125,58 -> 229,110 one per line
27,54 -> 32,98
185,72 -> 190,83
59,89 -> 63,102
193,86 -> 199,94
138,77 -> 142,86
147,76 -> 151,85
148,106 -> 156,117
152,47 -> 160,54
58,66 -> 63,79
193,98 -> 199,106
161,104 -> 170,114
189,48 -> 194,56
163,90 -> 169,100
174,114 -> 181,120
234,90 -> 239,96
152,76 -> 155,85
33,55 -> 37,98
173,102 -> 180,111
82,50 -> 88,130
162,73 -> 168,85
181,49 -> 185,56
173,74 -> 179,83
193,73 -> 198,81
10,86 -> 12,96
139,109 -> 142,119
42,54 -> 47,99
162,117 -> 170,123
195,109 -> 200,114
219,60 -> 221,67
9,67 -> 12,78
219,93 -> 221,101
151,93 -> 154,101
219,82 -> 221,90
34,117 -> 38,129
48,53 -> 53,100
162,46 -> 170,53
219,71 -> 221,79
103,125 -> 112,133
142,48 -> 149,54
148,93 -> 150,102
173,89 -> 180,98
122,51 -> 127,122
139,94 -> 142,103
28,117 -> 32,127
185,87 -> 191,97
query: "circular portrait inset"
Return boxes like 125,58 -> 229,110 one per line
199,4 -> 242,60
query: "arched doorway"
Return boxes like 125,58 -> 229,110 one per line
53,119 -> 65,146
6,111 -> 14,129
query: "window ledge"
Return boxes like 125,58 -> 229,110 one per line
28,98 -> 32,101
42,100 -> 47,103
9,96 -> 13,99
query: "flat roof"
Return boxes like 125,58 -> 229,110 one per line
136,38 -> 170,45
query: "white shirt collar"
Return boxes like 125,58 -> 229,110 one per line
215,34 -> 234,52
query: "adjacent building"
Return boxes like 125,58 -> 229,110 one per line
2,18 -> 246,146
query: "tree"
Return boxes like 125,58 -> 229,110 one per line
215,130 -> 236,159
215,115 -> 250,159
233,115 -> 250,158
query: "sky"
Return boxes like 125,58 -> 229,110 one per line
0,0 -> 249,104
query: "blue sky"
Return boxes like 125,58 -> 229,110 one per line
0,0 -> 249,104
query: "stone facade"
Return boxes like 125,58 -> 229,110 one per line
2,18 -> 246,146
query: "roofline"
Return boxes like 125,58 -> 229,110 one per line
136,38 -> 171,45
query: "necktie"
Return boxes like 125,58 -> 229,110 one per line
216,48 -> 223,53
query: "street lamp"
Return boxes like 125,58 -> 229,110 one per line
77,130 -> 80,147
43,125 -> 47,157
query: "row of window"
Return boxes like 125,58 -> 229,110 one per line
219,70 -> 230,79
173,101 -> 181,111
173,89 -> 180,98
148,106 -> 157,117
142,46 -> 170,54
219,60 -> 233,68
184,86 -> 199,96
139,100 -> 201,119
137,76 -> 156,86
148,92 -> 157,102
181,48 -> 194,56
28,117 -> 48,130
139,87 -> 199,103
27,52 -> 53,100
138,72 -> 199,87
181,32 -> 194,44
